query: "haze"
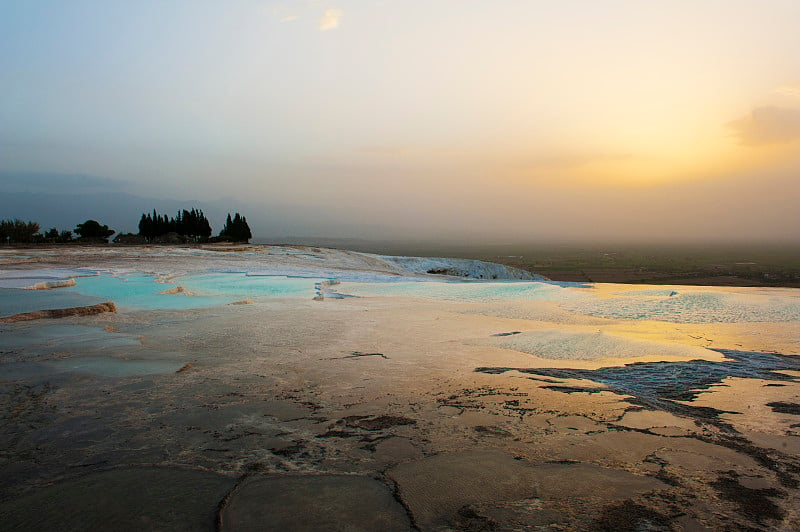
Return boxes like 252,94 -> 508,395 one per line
2,1 -> 799,243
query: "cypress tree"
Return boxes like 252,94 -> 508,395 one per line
219,212 -> 251,242
136,207 -> 213,242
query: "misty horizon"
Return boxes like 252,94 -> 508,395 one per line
2,170 -> 799,247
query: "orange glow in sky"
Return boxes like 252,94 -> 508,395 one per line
1,1 -> 799,241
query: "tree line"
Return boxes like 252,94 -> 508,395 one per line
138,209 -> 212,242
219,213 -> 252,243
1,208 -> 252,244
0,219 -> 104,244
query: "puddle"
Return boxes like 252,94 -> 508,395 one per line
0,268 -> 96,289
1,324 -> 140,352
1,356 -> 184,380
477,348 -> 800,412
493,329 -> 713,361
46,356 -> 185,377
178,273 -> 324,300
0,288 -> 106,318
3,273 -> 330,315
71,275 -> 230,310
1,323 -> 186,380
337,280 -> 585,302
564,290 -> 800,323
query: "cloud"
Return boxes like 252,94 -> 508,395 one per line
728,106 -> 800,145
319,8 -> 342,31
281,15 -> 299,22
775,84 -> 800,98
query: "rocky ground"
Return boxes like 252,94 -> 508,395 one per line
1,246 -> 799,530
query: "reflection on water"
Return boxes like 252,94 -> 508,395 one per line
492,328 -> 713,361
178,273 -> 325,299
1,255 -> 799,530
336,280 -> 585,302
1,324 -> 140,351
477,348 -> 800,406
68,273 -> 325,309
2,357 -> 185,380
0,288 -> 106,317
564,290 -> 800,323
0,322 -> 188,381
71,275 -> 230,310
338,280 -> 800,325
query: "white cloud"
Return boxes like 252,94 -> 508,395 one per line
281,14 -> 299,22
319,8 -> 343,31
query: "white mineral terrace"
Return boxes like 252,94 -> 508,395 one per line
0,245 -> 799,529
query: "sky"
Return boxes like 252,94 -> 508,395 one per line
1,0 -> 799,243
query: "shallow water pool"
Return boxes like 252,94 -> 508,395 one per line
178,273 -> 325,300
564,289 -> 800,323
70,275 -> 230,310
336,280 -> 584,303
0,288 -> 106,317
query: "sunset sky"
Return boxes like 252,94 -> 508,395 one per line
2,1 -> 799,242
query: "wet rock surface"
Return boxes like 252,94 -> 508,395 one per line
591,500 -> 676,531
0,301 -> 116,322
712,470 -> 786,525
476,348 -> 800,421
388,450 -> 666,530
0,467 -> 235,531
480,348 -> 800,396
767,401 -> 800,415
1,247 -> 799,530
219,475 -> 411,531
